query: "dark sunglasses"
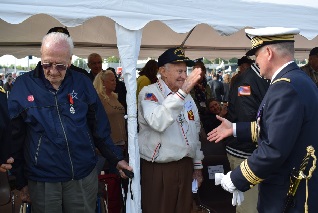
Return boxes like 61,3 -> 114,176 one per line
42,62 -> 67,72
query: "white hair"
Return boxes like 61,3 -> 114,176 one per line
41,32 -> 74,57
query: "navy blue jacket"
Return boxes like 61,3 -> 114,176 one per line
0,86 -> 11,164
232,62 -> 318,213
8,64 -> 123,189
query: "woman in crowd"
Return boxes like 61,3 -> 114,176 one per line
201,98 -> 227,134
93,70 -> 127,173
136,59 -> 158,96
200,98 -> 228,156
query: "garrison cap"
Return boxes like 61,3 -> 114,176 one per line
158,47 -> 194,67
47,27 -> 70,37
245,27 -> 300,56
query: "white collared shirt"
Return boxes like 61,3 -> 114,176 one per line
270,61 -> 294,83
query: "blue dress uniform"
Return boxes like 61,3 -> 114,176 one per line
231,62 -> 318,213
0,86 -> 11,164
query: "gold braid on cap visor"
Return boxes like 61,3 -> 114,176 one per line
250,34 -> 295,49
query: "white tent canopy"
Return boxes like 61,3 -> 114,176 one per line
1,0 -> 318,60
1,1 -> 318,212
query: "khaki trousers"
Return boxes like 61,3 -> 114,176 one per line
227,154 -> 259,213
141,158 -> 193,213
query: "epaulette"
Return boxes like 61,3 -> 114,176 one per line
0,86 -> 5,94
271,78 -> 291,85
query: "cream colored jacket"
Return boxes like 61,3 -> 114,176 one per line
138,78 -> 204,169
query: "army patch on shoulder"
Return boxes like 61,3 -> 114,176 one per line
0,86 -> 5,94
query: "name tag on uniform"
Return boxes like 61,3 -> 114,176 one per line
184,100 -> 193,111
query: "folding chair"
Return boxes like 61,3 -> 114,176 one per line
196,155 -> 235,213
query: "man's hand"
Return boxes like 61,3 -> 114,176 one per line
207,115 -> 233,143
193,169 -> 203,187
181,68 -> 202,94
0,157 -> 14,173
20,186 -> 31,203
116,160 -> 133,179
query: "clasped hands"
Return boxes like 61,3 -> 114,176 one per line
215,171 -> 244,206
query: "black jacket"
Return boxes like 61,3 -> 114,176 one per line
225,65 -> 269,158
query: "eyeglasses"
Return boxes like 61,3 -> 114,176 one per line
42,62 -> 67,72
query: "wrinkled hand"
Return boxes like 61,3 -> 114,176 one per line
207,115 -> 233,143
116,160 -> 133,179
193,169 -> 203,187
181,68 -> 202,94
20,186 -> 32,203
232,190 -> 244,206
0,157 -> 14,173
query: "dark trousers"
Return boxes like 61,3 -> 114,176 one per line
141,157 -> 193,213
28,167 -> 98,213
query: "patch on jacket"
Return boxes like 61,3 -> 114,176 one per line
188,110 -> 194,120
144,93 -> 158,102
238,86 -> 251,96
27,95 -> 35,102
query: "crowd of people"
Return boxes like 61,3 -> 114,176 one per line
1,25 -> 318,213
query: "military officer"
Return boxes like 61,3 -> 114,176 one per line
208,27 -> 318,213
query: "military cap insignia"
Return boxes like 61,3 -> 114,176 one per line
174,48 -> 185,57
0,86 -> 5,94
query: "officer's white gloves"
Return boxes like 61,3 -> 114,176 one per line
215,171 -> 244,206
232,190 -> 244,206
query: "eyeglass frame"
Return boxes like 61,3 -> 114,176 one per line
42,62 -> 68,72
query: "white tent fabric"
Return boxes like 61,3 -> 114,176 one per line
0,0 -> 318,59
1,1 -> 318,213
115,25 -> 142,212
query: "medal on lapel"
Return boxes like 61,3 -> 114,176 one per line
68,93 -> 75,114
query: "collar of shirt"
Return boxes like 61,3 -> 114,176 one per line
161,78 -> 173,97
271,61 -> 294,83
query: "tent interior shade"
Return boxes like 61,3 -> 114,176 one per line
1,14 -> 317,60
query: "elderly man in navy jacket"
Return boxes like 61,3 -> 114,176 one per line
8,29 -> 132,213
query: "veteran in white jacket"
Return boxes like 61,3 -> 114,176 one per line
138,47 -> 204,213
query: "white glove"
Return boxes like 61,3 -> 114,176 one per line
232,190 -> 244,206
215,173 -> 224,185
220,171 -> 236,193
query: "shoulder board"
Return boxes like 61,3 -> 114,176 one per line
271,78 -> 291,85
0,86 -> 5,94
